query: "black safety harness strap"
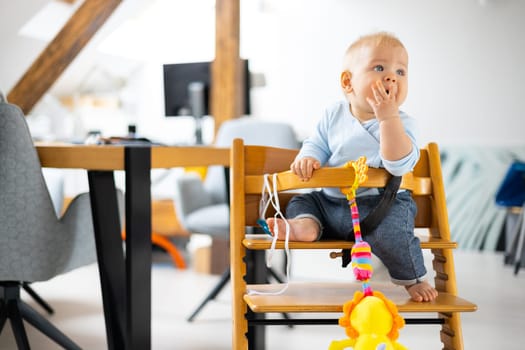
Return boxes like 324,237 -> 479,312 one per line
340,174 -> 402,267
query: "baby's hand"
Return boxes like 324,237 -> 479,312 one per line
290,157 -> 320,181
366,80 -> 399,122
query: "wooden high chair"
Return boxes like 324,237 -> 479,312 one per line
229,139 -> 477,350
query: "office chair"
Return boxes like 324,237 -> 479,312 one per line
20,169 -> 66,316
495,161 -> 525,272
0,92 -> 98,349
173,118 -> 300,321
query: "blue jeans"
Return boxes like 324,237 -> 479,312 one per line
286,190 -> 427,285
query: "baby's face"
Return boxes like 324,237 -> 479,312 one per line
345,43 -> 409,117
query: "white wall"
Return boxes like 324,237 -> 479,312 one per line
241,0 -> 525,146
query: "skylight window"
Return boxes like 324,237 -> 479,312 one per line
18,0 -> 80,41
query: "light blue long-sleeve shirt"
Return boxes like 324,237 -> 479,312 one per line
297,100 -> 419,198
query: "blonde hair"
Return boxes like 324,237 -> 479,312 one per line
343,31 -> 406,70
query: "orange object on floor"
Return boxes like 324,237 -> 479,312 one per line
121,231 -> 187,269
151,232 -> 187,269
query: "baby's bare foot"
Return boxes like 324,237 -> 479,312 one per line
406,281 -> 438,302
266,217 -> 319,241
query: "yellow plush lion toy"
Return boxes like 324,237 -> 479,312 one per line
328,290 -> 407,350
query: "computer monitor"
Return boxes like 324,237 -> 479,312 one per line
163,60 -> 251,143
163,61 -> 210,117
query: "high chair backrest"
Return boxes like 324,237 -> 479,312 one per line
229,138 -> 477,350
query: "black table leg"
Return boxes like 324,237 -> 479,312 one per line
125,147 -> 152,350
88,171 -> 126,350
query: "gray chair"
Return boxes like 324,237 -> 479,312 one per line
0,92 -> 97,349
20,169 -> 66,316
173,117 -> 300,321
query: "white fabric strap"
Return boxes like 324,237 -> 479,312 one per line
249,173 -> 290,295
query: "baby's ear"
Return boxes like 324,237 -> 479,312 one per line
340,71 -> 353,93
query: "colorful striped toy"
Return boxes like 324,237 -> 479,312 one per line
341,157 -> 373,296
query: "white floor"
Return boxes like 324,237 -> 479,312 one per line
1,250 -> 525,349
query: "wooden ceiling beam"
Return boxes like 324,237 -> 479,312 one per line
7,0 -> 122,115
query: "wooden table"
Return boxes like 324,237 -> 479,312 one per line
36,144 -> 229,350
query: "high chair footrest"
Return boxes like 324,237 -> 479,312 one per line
245,282 -> 477,313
